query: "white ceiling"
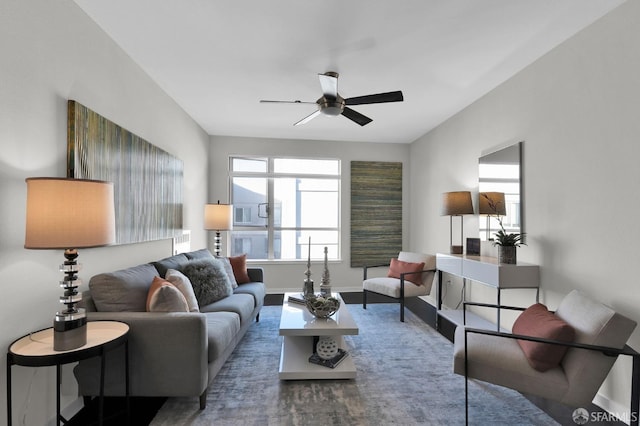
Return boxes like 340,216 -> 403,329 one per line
73,0 -> 625,144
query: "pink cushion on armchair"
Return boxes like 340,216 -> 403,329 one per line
387,258 -> 425,285
512,303 -> 575,372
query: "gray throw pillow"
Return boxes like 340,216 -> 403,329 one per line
182,258 -> 233,306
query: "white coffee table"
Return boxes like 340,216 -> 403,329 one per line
279,293 -> 359,380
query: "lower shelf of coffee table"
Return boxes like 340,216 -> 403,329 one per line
278,335 -> 356,380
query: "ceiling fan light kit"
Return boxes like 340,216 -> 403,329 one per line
260,71 -> 403,127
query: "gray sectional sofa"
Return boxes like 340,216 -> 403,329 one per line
73,248 -> 265,409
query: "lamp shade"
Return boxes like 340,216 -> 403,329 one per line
204,203 -> 233,231
479,192 -> 507,216
441,191 -> 474,216
25,178 -> 115,249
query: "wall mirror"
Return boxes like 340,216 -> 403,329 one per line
478,141 -> 522,241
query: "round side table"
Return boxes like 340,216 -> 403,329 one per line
7,320 -> 130,426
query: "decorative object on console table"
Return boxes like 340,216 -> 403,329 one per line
478,192 -> 506,241
319,246 -> 331,296
24,178 -> 115,351
204,201 -> 233,256
441,191 -> 474,254
303,236 -> 314,298
466,238 -> 481,256
480,192 -> 525,264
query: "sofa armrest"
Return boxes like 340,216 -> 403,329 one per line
75,311 -> 208,397
247,267 -> 264,283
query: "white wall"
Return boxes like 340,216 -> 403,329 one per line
209,136 -> 410,293
410,0 -> 640,417
0,0 -> 209,424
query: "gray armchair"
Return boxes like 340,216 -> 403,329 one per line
362,252 -> 436,322
453,290 -> 639,425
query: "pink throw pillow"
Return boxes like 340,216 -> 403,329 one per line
387,258 -> 425,285
512,303 -> 575,372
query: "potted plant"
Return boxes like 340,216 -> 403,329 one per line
481,193 -> 525,264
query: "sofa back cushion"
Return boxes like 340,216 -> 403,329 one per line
89,263 -> 158,312
151,253 -> 189,278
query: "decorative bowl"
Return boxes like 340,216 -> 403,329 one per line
305,295 -> 340,318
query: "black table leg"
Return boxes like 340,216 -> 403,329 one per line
125,341 -> 130,425
7,357 -> 12,426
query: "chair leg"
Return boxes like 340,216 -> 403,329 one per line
400,297 -> 405,322
464,330 -> 469,425
363,289 -> 367,309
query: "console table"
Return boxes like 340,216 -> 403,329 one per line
436,253 -> 540,331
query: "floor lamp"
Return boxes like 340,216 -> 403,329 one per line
24,178 -> 115,351
204,201 -> 233,256
479,192 -> 506,241
441,191 -> 474,254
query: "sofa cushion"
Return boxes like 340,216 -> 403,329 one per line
182,258 -> 233,306
229,254 -> 251,284
205,311 -> 241,362
165,269 -> 200,312
200,293 -> 256,324
512,303 -> 575,372
233,282 -> 266,308
89,263 -> 158,312
146,276 -> 189,312
185,248 -> 215,261
151,253 -> 189,278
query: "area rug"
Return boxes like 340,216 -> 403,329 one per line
150,304 -> 558,425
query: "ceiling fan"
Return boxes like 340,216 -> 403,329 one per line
260,71 -> 404,126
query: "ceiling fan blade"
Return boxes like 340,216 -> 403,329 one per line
345,90 -> 404,105
294,110 -> 322,126
260,100 -> 315,104
341,107 -> 372,126
318,72 -> 338,99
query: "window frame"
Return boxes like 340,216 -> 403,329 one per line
229,155 -> 342,262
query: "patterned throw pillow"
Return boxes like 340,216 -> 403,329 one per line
182,258 -> 233,306
146,276 -> 189,312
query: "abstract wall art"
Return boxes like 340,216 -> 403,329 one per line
350,161 -> 402,267
67,100 -> 183,245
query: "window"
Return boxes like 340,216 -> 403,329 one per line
229,156 -> 341,261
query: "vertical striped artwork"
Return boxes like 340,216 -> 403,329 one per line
350,161 -> 402,267
67,100 -> 183,245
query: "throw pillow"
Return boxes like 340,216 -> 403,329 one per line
512,303 -> 576,372
165,269 -> 200,312
217,257 -> 238,289
146,276 -> 189,312
229,254 -> 251,284
182,258 -> 233,306
387,258 -> 425,285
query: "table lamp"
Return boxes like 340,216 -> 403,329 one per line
479,192 -> 506,241
441,191 -> 474,254
204,201 -> 233,256
24,178 -> 115,351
